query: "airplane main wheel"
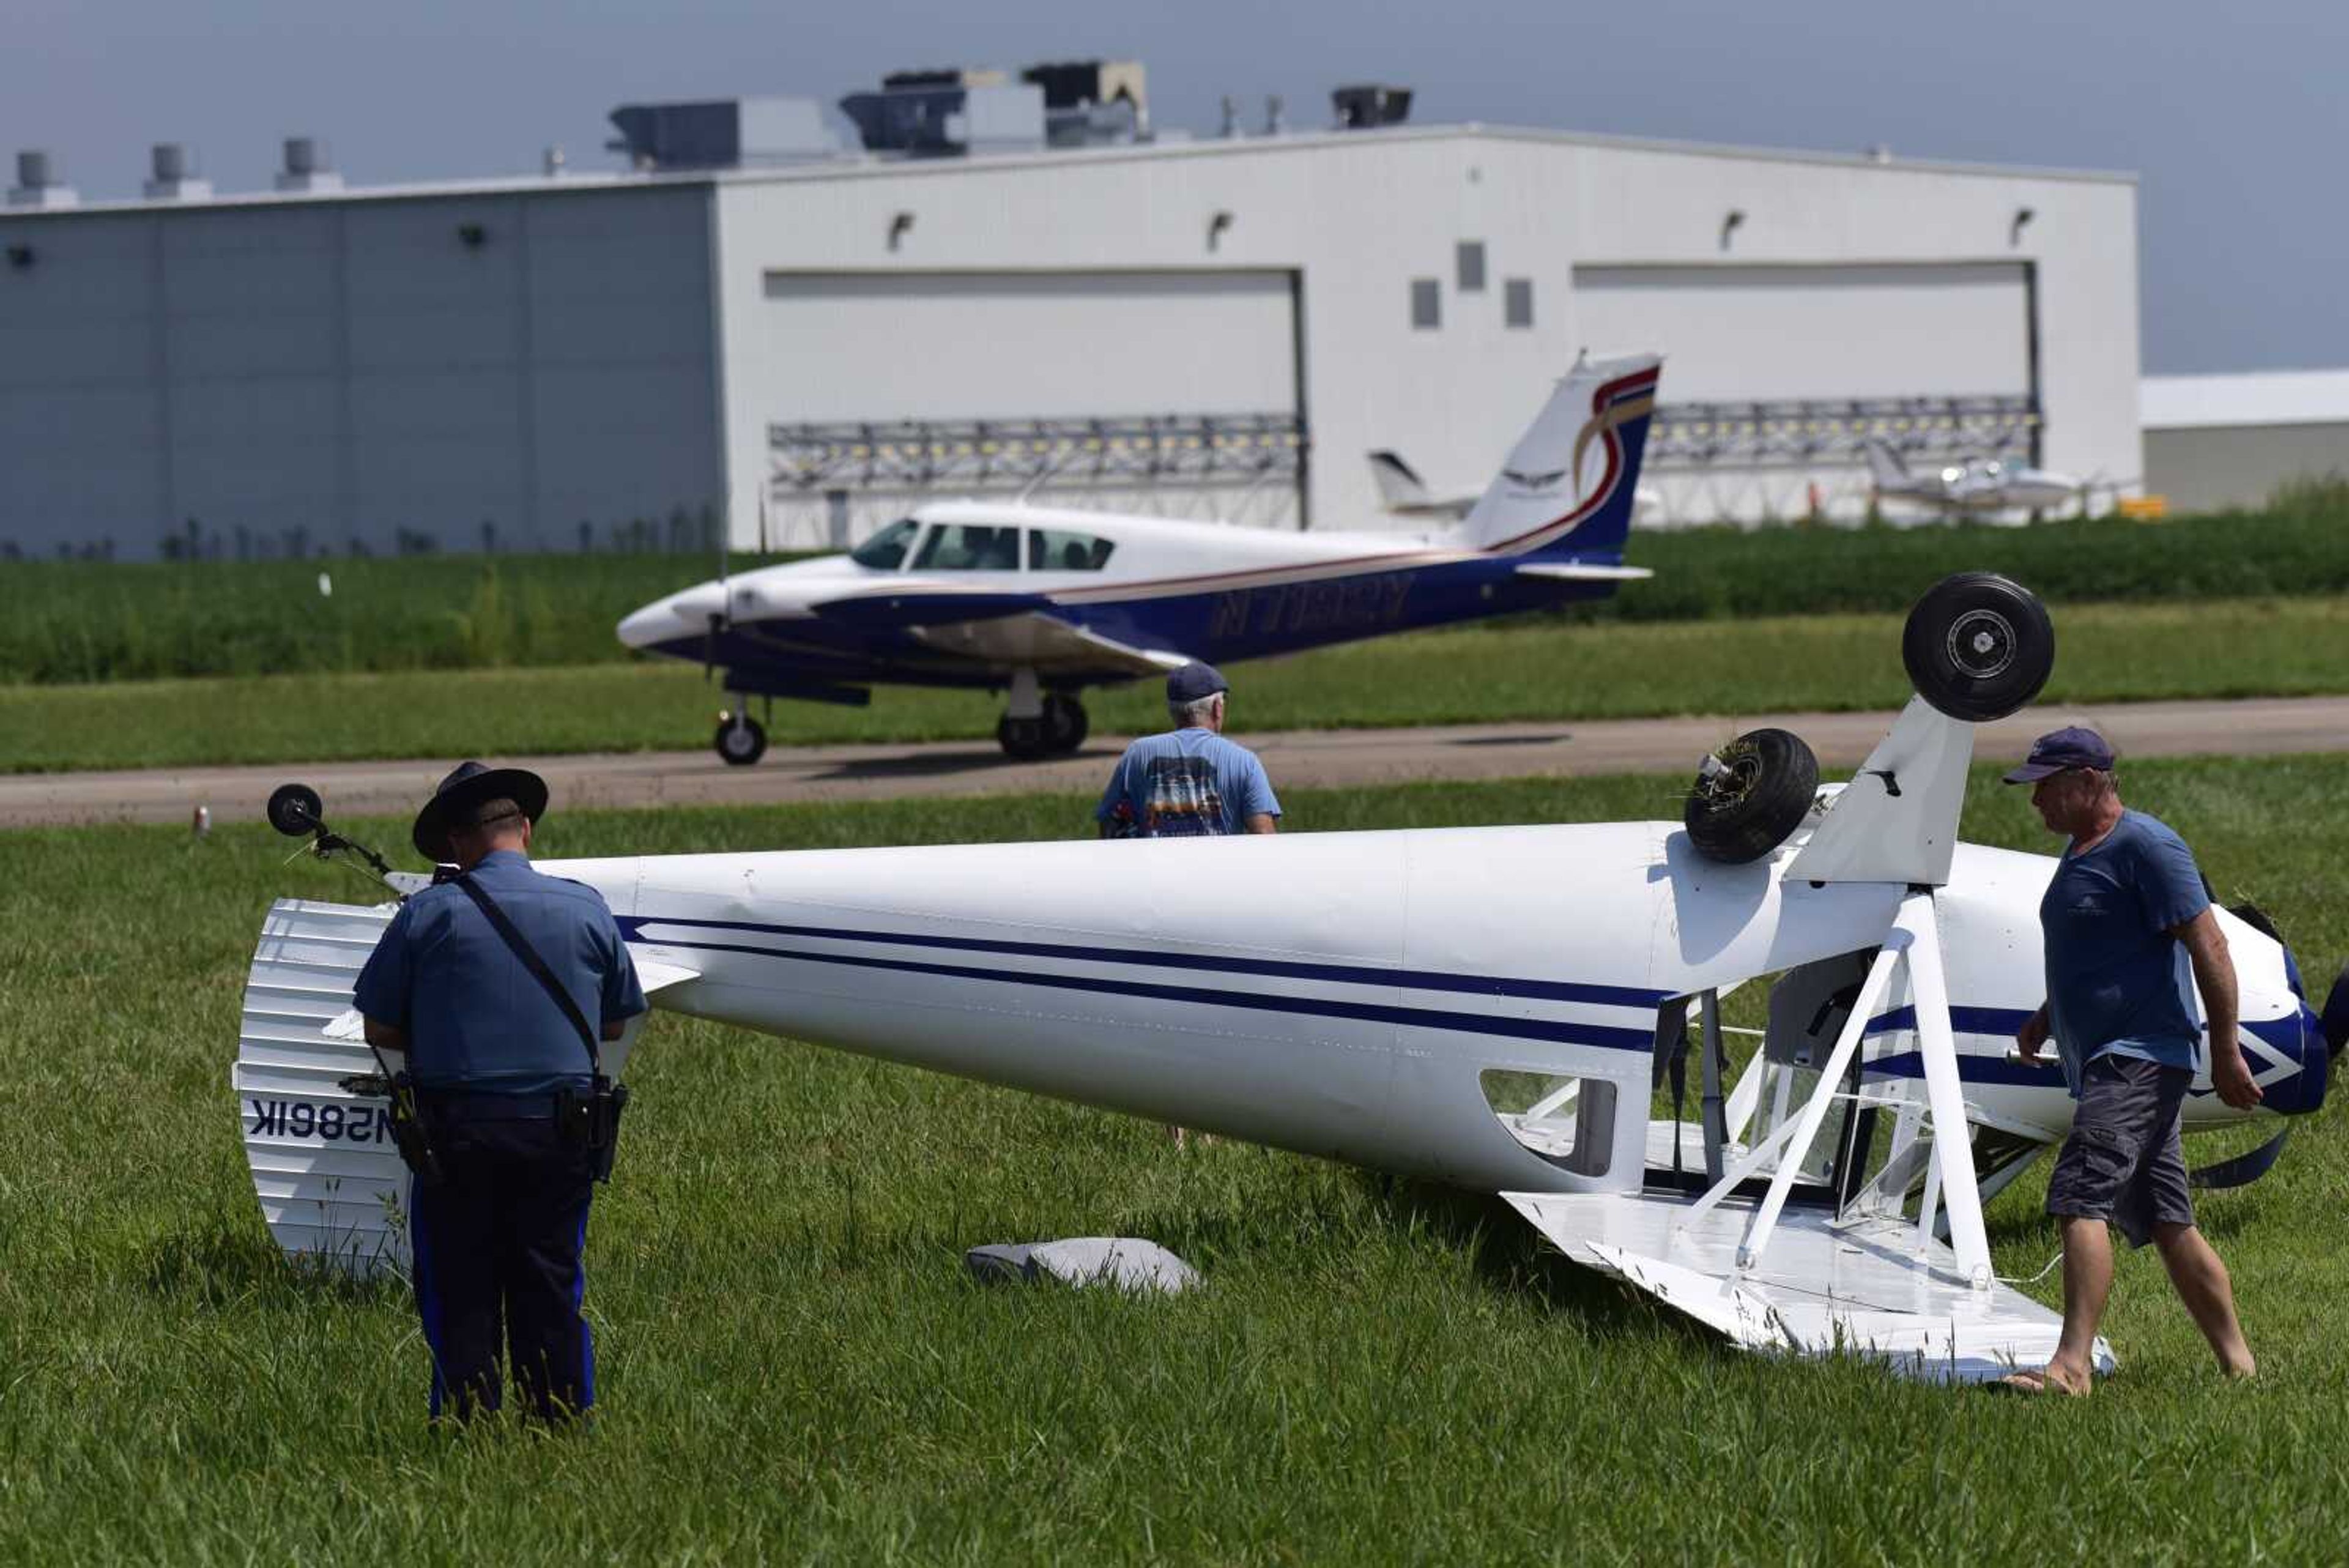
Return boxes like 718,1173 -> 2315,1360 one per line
1041,693 -> 1089,755
1902,572 -> 2055,723
1684,727 -> 1819,864
997,715 -> 1052,760
714,712 -> 768,767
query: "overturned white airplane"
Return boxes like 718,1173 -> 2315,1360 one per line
236,574 -> 2338,1381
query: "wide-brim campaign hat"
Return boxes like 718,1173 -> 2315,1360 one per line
411,760 -> 551,862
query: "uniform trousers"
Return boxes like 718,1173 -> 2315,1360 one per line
409,1107 -> 595,1421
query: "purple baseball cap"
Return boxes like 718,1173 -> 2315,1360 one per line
2002,724 -> 2117,784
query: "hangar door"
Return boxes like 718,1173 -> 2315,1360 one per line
755,270 -> 1304,545
1571,262 -> 2036,526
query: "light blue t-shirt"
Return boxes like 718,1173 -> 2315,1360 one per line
1096,727 -> 1281,838
2039,809 -> 2210,1096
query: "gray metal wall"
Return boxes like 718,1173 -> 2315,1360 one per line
2143,422 -> 2349,514
0,184 -> 719,560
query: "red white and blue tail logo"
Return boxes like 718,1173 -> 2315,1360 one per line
1460,354 -> 1661,559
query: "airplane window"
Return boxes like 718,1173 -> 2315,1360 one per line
913,523 -> 1022,572
850,518 -> 921,570
1026,529 -> 1116,572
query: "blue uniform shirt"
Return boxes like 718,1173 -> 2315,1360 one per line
354,849 -> 648,1095
1095,727 -> 1282,838
2039,809 -> 2210,1096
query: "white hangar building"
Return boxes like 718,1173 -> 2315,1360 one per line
0,80 -> 2142,560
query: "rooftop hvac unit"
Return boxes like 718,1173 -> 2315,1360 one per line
275,136 -> 343,193
144,143 -> 213,201
605,98 -> 837,170
1332,83 -> 1413,129
7,149 -> 78,209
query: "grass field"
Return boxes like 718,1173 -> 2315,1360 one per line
2,757 -> 2347,1562
6,490 -> 2347,684
5,597 -> 2347,773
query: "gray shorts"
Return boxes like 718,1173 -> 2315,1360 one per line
2044,1053 -> 2195,1248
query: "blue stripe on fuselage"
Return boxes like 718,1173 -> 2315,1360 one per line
648,554 -> 1622,693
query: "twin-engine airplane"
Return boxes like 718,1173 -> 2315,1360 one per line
238,573 -> 2342,1382
618,354 -> 1660,766
1864,440 -> 2088,519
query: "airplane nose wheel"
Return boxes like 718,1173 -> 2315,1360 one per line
714,710 -> 768,766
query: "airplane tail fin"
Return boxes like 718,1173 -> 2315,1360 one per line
1863,440 -> 1910,489
1455,352 -> 1661,558
1368,450 -> 1434,510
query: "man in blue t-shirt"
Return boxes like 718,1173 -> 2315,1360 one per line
1096,661 -> 1282,839
2001,726 -> 2261,1394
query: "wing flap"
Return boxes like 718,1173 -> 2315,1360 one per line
909,612 -> 1189,676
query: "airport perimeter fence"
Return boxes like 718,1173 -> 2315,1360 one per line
1,494 -> 2343,685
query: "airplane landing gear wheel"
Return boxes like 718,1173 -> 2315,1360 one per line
1902,572 -> 2055,723
714,712 -> 768,766
1041,693 -> 1089,755
1684,727 -> 1820,864
997,715 -> 1051,760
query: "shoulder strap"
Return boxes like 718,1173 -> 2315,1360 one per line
453,873 -> 605,1079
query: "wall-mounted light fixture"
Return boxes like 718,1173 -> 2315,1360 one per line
4,243 -> 32,270
887,210 -> 915,251
1719,208 -> 1746,251
1206,209 -> 1234,252
456,222 -> 488,248
2010,206 -> 2036,247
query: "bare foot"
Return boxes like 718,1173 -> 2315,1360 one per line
1997,1366 -> 2091,1396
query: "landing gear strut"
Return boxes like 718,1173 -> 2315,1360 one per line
714,709 -> 768,767
998,693 -> 1088,760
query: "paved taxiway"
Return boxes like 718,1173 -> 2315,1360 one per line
4,694 -> 2343,830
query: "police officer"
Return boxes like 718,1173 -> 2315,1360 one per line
354,761 -> 647,1423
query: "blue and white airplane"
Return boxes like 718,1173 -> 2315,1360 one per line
618,352 -> 1661,764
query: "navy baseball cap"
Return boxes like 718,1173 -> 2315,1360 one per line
1167,661 -> 1229,704
2002,725 -> 2117,784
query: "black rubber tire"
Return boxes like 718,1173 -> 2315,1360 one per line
1901,572 -> 2055,723
1041,693 -> 1089,755
713,713 -> 768,767
1683,727 -> 1820,864
2321,963 -> 2349,1060
997,714 -> 1052,760
266,782 -> 324,836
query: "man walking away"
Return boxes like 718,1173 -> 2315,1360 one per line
2000,726 -> 2261,1395
355,761 -> 647,1424
1096,662 -> 1280,839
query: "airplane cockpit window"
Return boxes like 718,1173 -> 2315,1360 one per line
1026,529 -> 1116,572
850,518 -> 921,571
912,523 -> 1023,572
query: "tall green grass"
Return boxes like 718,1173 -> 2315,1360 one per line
5,497 -> 2347,683
6,598 -> 2347,772
1,759 -> 2344,1562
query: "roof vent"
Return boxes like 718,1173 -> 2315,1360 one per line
275,136 -> 343,193
144,143 -> 213,201
1332,84 -> 1413,130
7,149 -> 80,209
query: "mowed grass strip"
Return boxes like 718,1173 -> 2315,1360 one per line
1,758 -> 2345,1562
7,596 -> 2349,773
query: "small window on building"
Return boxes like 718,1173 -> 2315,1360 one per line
1410,277 -> 1441,330
912,522 -> 1022,571
1456,241 -> 1486,292
850,516 -> 921,570
1505,277 -> 1535,329
1027,529 -> 1116,572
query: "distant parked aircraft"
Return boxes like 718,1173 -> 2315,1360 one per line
621,354 -> 1662,765
1863,440 -> 2086,518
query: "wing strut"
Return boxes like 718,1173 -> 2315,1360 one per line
1690,890 -> 1994,1291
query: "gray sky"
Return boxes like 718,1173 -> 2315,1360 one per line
9,0 -> 2337,373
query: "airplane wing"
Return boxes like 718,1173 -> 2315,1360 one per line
908,612 -> 1191,676
1513,562 -> 1655,582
